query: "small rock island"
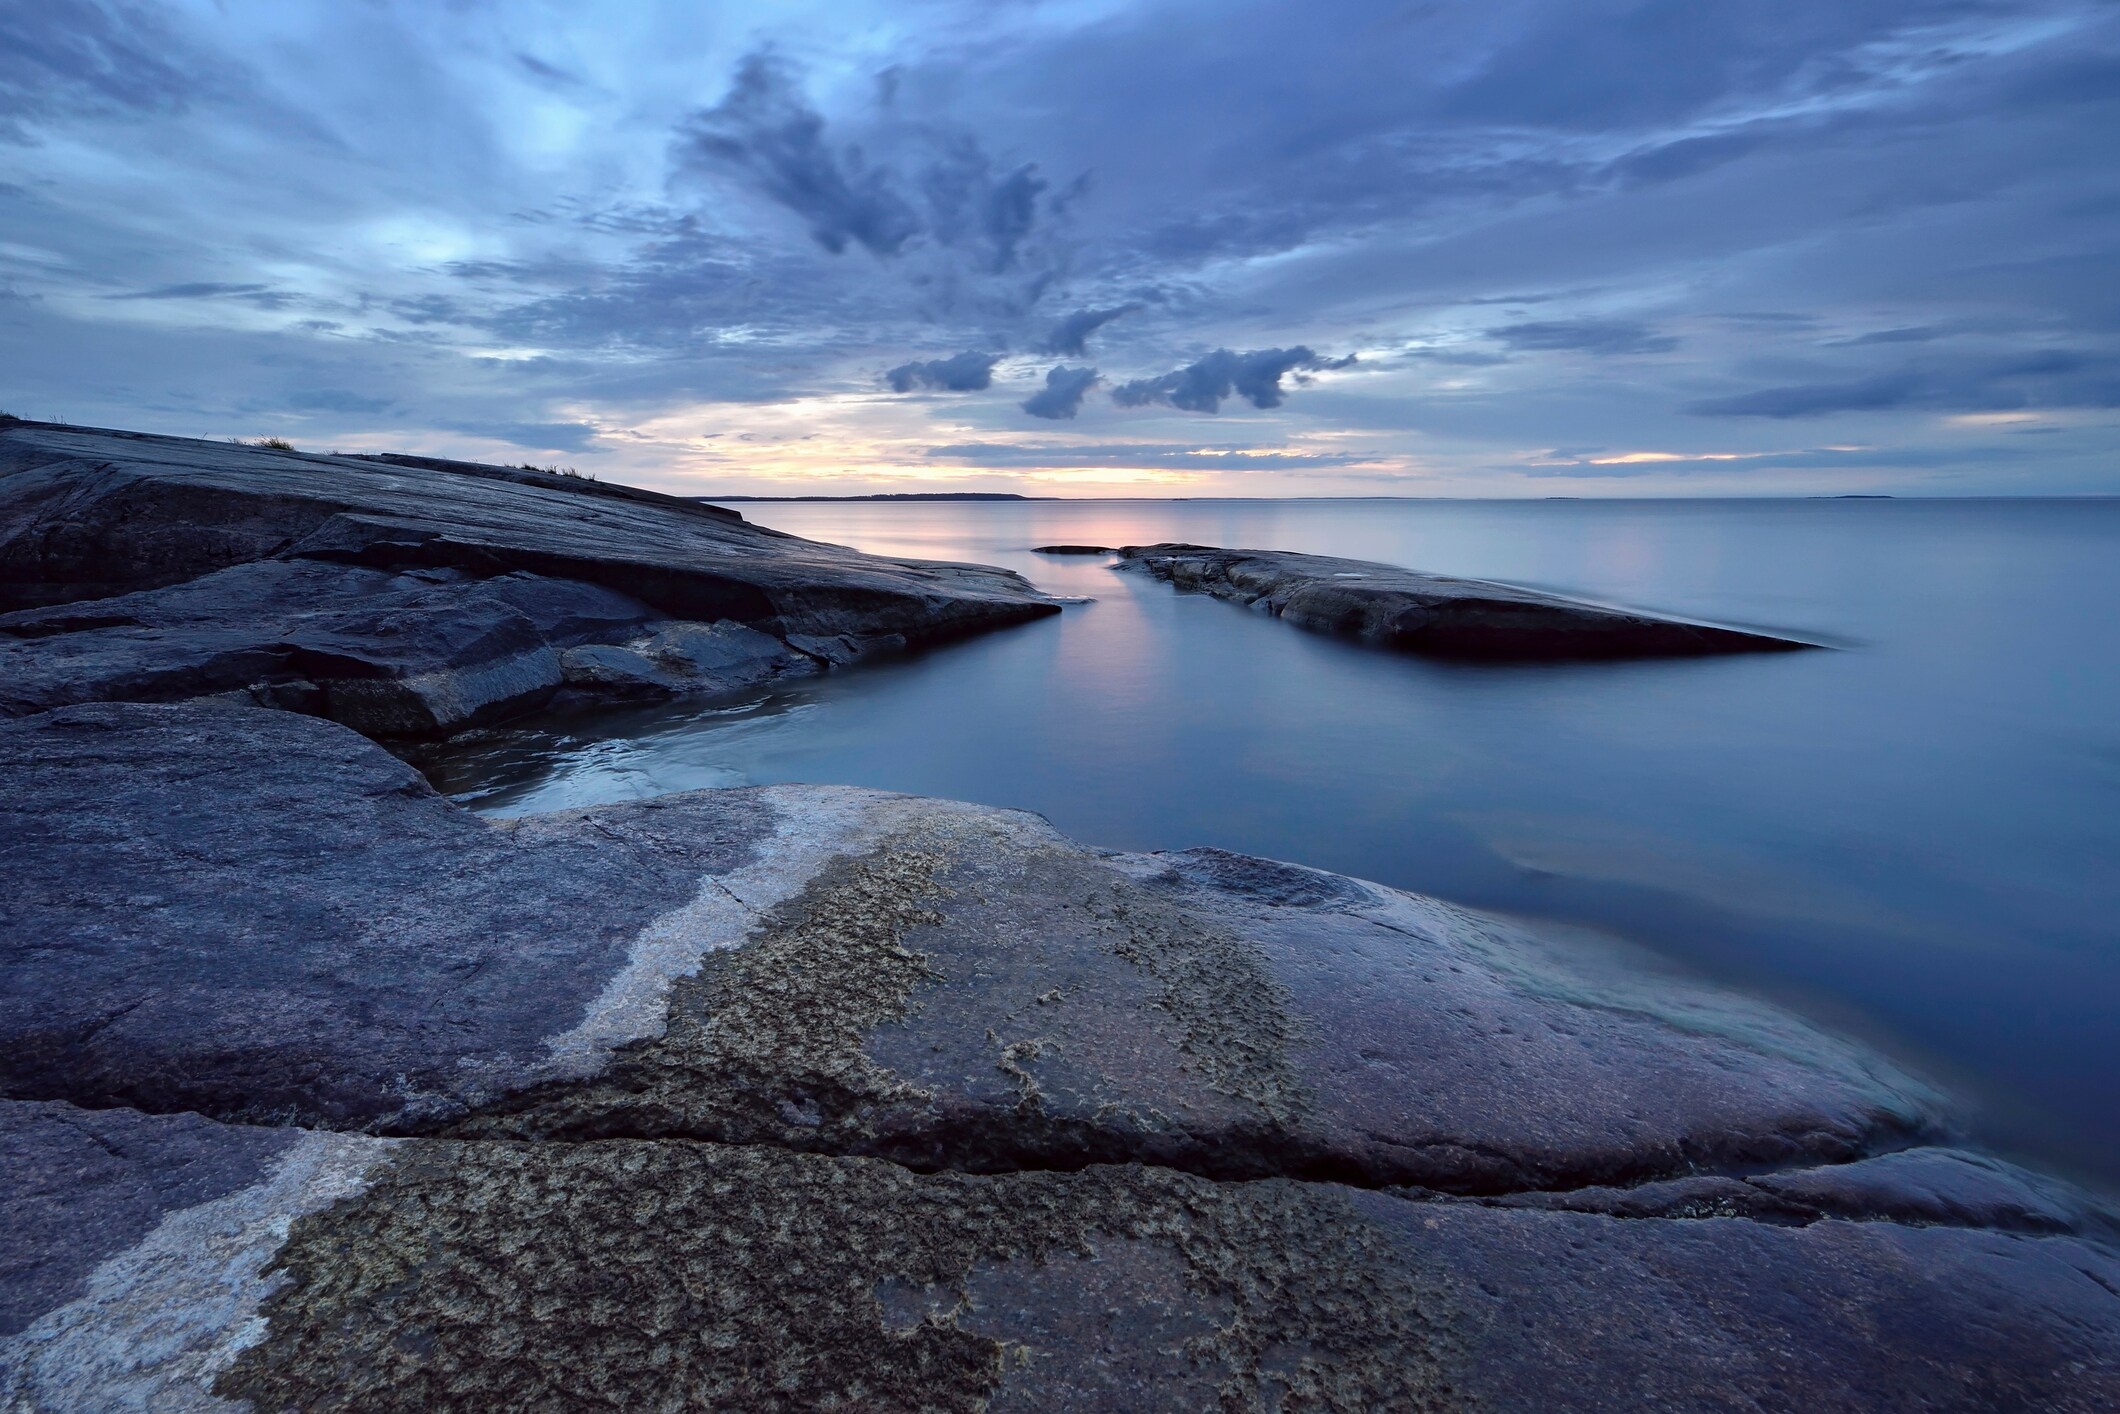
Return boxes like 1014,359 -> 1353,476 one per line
1114,542 -> 1815,659
2,420 -> 2115,1411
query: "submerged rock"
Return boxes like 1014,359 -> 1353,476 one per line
0,422 -> 1058,733
1115,542 -> 1814,659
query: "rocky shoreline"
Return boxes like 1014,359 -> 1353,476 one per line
3,425 -> 2116,1410
1,421 -> 1058,736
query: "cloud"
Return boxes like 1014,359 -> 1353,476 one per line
108,281 -> 272,301
1835,326 -> 1949,347
1523,442 -> 2038,477
674,51 -> 1076,281
1039,304 -> 1137,356
1690,374 -> 1925,418
441,420 -> 604,453
1689,351 -> 2120,418
677,52 -> 921,258
1,1 -> 2117,494
0,0 -> 206,139
1112,347 -> 1354,413
928,441 -> 1364,469
284,389 -> 393,415
1490,320 -> 1678,355
1021,365 -> 1099,419
884,350 -> 999,393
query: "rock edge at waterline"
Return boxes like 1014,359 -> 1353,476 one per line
1114,541 -> 1815,659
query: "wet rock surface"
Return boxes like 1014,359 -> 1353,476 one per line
4,701 -> 2118,1408
1115,542 -> 1814,659
0,421 -> 1058,733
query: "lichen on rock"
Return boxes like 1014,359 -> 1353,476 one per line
215,1139 -> 1463,1413
451,835 -> 959,1149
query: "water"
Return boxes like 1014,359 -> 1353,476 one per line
421,498 -> 2120,1191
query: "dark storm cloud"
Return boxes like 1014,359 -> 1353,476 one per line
1112,348 -> 1354,413
1021,366 -> 1100,419
1039,304 -> 1137,356
1490,320 -> 1678,355
884,351 -> 999,393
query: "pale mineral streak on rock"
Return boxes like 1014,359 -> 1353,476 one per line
0,1128 -> 394,1413
530,786 -> 952,1083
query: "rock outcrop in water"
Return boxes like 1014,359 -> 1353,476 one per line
0,421 -> 1058,734
4,701 -> 2117,1410
1115,542 -> 1813,659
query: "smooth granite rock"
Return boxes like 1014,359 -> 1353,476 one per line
3,1102 -> 2115,1412
0,421 -> 1058,732
6,701 -> 1937,1194
1115,542 -> 1814,659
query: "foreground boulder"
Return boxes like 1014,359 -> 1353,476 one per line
1115,542 -> 1812,659
4,702 -> 1935,1192
0,421 -> 1058,733
6,703 -> 2120,1408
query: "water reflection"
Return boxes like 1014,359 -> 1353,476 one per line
421,498 -> 2120,1191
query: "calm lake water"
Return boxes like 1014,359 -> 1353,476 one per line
423,498 -> 2120,1191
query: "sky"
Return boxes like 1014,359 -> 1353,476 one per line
1,0 -> 2116,496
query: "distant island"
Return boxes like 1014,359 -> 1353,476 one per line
699,492 -> 1056,502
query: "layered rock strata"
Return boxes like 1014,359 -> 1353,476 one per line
1114,542 -> 1813,659
3,702 -> 2115,1410
0,421 -> 1059,734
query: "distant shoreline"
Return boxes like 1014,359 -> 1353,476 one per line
698,492 -> 1057,503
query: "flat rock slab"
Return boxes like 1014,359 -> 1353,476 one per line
0,422 -> 1057,732
1115,542 -> 1813,659
3,1101 -> 2116,1412
0,559 -> 823,734
7,702 -> 1936,1195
